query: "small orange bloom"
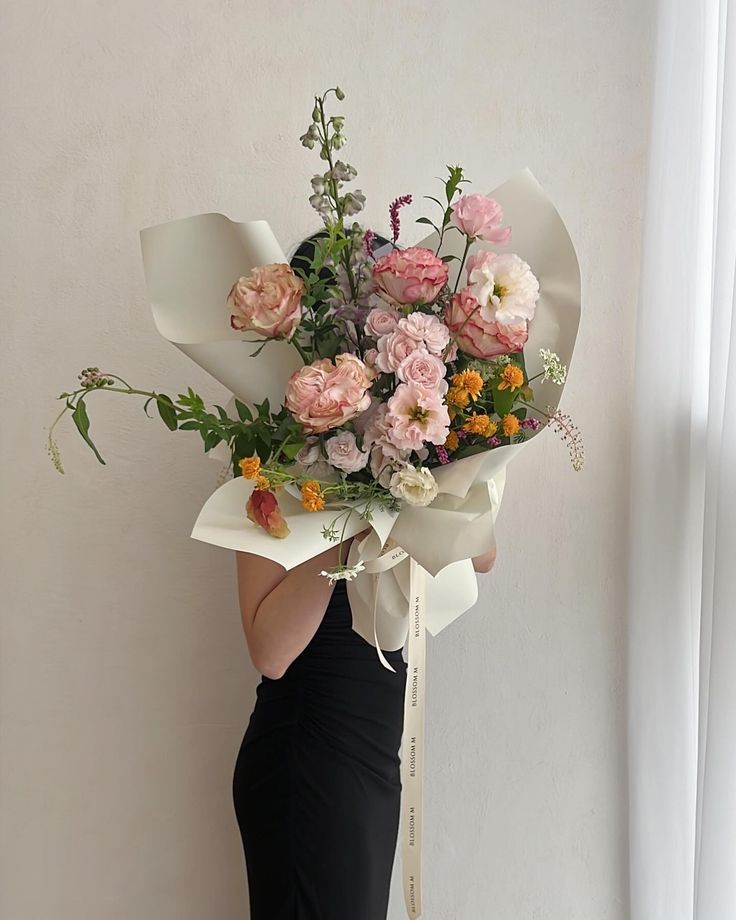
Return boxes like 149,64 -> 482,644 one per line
497,364 -> 525,391
501,414 -> 521,437
444,430 -> 460,452
301,480 -> 325,512
447,386 -> 471,409
451,370 -> 484,400
239,455 -> 261,479
254,474 -> 271,491
463,413 -> 497,437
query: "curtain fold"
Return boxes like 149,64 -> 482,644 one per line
628,2 -> 736,919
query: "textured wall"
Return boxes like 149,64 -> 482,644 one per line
0,1 -> 654,917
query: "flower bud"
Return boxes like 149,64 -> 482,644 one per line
335,86 -> 345,100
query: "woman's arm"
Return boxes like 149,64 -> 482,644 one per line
472,543 -> 497,574
235,537 -> 357,680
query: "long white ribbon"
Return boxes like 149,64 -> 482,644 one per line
361,542 -> 426,918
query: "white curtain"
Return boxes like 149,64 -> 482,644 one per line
628,0 -> 736,918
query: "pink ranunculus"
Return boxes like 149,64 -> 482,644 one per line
445,288 -> 529,359
325,430 -> 369,474
374,330 -> 425,374
465,250 -> 540,325
450,194 -> 512,244
372,246 -> 449,306
364,306 -> 400,338
228,263 -> 304,339
285,354 -> 374,433
397,312 -> 450,356
396,350 -> 448,394
385,383 -> 451,450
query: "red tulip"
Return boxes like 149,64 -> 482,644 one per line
246,489 -> 290,539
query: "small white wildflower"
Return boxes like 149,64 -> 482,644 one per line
539,348 -> 567,385
320,561 -> 367,585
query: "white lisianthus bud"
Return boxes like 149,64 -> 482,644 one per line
388,466 -> 439,507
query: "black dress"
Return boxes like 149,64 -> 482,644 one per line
232,579 -> 408,920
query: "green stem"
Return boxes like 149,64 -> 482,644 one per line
453,236 -> 473,293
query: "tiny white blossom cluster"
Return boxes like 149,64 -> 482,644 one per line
539,348 -> 567,385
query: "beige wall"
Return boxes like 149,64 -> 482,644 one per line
1,1 -> 654,917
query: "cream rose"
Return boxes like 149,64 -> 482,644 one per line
388,465 -> 439,507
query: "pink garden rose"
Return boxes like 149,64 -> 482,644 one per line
364,306 -> 400,338
374,330 -> 424,374
385,382 -> 451,450
372,246 -> 449,306
285,354 -> 374,433
396,350 -> 448,394
397,312 -> 450,355
465,250 -> 540,325
228,263 -> 304,339
325,430 -> 369,474
445,288 -> 529,359
450,194 -> 512,244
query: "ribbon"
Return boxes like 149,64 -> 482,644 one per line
361,540 -> 426,918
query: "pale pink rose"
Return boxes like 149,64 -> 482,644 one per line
445,288 -> 529,359
228,263 -> 304,339
374,330 -> 425,374
325,430 -> 369,474
385,383 -> 451,450
295,437 -> 321,466
372,246 -> 449,306
397,312 -> 450,355
450,194 -> 512,244
364,306 -> 400,338
363,347 -> 379,369
465,250 -> 539,325
285,354 -> 374,433
396,351 -> 448,394
369,443 -> 410,488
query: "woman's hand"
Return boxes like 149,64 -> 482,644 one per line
472,543 -> 497,574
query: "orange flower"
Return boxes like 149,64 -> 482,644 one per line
254,474 -> 271,491
444,430 -> 460,452
497,364 -> 525,391
301,480 -> 325,512
239,455 -> 261,479
501,414 -> 520,437
447,386 -> 471,409
463,413 -> 497,437
451,370 -> 484,400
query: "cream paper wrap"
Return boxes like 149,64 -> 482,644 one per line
139,168 -> 581,919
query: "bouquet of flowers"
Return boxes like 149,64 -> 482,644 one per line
46,86 -> 582,919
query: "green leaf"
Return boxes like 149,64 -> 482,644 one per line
416,217 -> 438,229
156,394 -> 178,431
491,385 -> 515,417
234,399 -> 253,422
179,420 -> 200,430
72,399 -> 106,465
282,441 -> 304,460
